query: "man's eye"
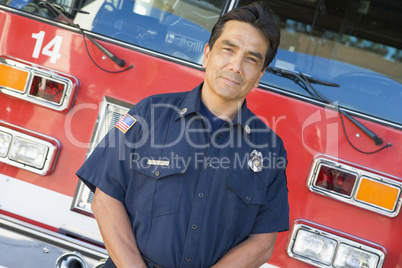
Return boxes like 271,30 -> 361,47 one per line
224,48 -> 233,52
247,57 -> 257,63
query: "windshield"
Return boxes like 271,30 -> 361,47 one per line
3,0 -> 225,63
242,0 -> 402,125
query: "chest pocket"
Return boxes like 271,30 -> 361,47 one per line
218,172 -> 268,237
131,158 -> 187,217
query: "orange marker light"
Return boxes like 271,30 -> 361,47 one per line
356,177 -> 401,211
0,64 -> 29,92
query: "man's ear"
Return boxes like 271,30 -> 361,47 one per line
202,43 -> 211,68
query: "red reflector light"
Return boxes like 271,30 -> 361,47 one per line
315,165 -> 357,197
29,75 -> 65,104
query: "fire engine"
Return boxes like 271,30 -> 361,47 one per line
0,0 -> 401,266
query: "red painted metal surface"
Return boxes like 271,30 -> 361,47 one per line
0,9 -> 401,268
247,87 -> 402,267
0,11 -> 204,196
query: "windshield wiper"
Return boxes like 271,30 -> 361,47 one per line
268,66 -> 340,88
267,66 -> 391,153
41,0 -> 132,72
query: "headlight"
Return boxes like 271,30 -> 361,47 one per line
288,221 -> 386,268
9,137 -> 49,169
292,229 -> 337,265
0,131 -> 12,157
333,243 -> 380,268
0,122 -> 59,175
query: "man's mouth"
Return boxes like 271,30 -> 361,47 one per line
221,75 -> 242,85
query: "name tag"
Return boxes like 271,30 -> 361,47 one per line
147,159 -> 170,166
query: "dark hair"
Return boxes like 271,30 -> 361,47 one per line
208,2 -> 280,70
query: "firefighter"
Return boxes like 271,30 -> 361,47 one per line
77,2 -> 289,267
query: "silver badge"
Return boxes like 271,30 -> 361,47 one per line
248,150 -> 263,172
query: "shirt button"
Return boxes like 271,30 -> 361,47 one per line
246,196 -> 252,202
154,170 -> 160,176
216,133 -> 222,139
191,224 -> 198,230
198,192 -> 205,198
206,162 -> 212,168
185,256 -> 191,262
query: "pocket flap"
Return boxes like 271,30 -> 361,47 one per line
132,155 -> 187,179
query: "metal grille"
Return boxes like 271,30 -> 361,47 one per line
72,97 -> 131,215
110,112 -> 122,128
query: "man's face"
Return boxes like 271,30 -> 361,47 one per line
202,20 -> 269,104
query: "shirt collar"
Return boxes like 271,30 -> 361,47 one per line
175,83 -> 255,132
230,99 -> 253,130
174,83 -> 203,121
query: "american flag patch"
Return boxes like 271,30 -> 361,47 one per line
115,114 -> 136,133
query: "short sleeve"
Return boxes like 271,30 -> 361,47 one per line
76,105 -> 144,203
250,143 -> 289,234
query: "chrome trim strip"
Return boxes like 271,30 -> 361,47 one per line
226,0 -> 237,12
0,214 -> 107,267
288,221 -> 386,268
307,155 -> 402,217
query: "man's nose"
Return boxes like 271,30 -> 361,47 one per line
228,54 -> 243,74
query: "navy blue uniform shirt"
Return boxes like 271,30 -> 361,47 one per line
76,84 -> 289,267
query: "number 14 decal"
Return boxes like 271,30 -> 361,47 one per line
32,31 -> 63,64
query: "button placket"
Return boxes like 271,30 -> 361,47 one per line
181,146 -> 217,267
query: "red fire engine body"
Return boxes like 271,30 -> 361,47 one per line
0,0 -> 401,267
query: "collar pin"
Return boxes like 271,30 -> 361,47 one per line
245,125 -> 251,134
